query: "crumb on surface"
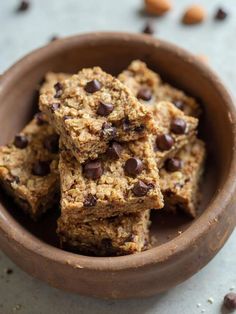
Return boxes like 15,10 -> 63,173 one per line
207,297 -> 214,304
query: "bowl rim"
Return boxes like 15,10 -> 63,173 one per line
0,31 -> 236,271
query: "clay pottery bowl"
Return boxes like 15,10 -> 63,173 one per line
0,32 -> 235,299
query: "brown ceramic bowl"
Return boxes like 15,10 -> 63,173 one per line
0,32 -> 236,299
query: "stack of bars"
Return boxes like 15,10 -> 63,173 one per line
0,60 -> 206,256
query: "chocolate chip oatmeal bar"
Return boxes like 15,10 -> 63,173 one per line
150,101 -> 198,167
118,60 -> 200,117
57,210 -> 150,256
59,136 -> 163,223
160,139 -> 206,217
0,114 -> 59,220
40,67 -> 152,163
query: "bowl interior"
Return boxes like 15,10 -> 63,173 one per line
0,34 -> 233,253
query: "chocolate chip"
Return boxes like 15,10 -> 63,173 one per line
97,102 -> 114,116
84,80 -> 102,93
16,0 -> 30,12
173,100 -> 184,111
137,87 -> 152,101
124,157 -> 143,177
215,8 -> 228,21
32,161 -> 51,176
34,112 -> 47,125
165,158 -> 183,172
83,194 -> 97,207
142,21 -> 155,35
155,134 -> 174,151
122,118 -> 131,132
13,134 -> 28,149
54,82 -> 63,98
101,122 -> 117,140
83,160 -> 103,180
224,293 -> 236,310
43,134 -> 59,153
106,142 -> 122,160
170,118 -> 187,134
132,181 -> 151,197
50,103 -> 60,112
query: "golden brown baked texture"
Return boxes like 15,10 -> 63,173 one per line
58,99 -> 197,223
57,210 -> 150,256
149,101 -> 198,167
40,67 -> 152,163
118,60 -> 201,117
39,72 -> 70,94
59,136 -> 163,223
160,139 -> 206,217
40,71 -> 198,169
0,115 -> 59,220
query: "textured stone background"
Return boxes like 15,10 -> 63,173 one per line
0,0 -> 235,313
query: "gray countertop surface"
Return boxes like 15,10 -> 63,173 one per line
0,0 -> 235,313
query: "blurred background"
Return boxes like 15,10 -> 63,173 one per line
0,1 -> 235,313
0,0 -> 236,98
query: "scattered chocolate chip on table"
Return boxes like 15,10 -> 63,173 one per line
142,21 -> 155,35
16,0 -> 30,12
215,7 -> 228,21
